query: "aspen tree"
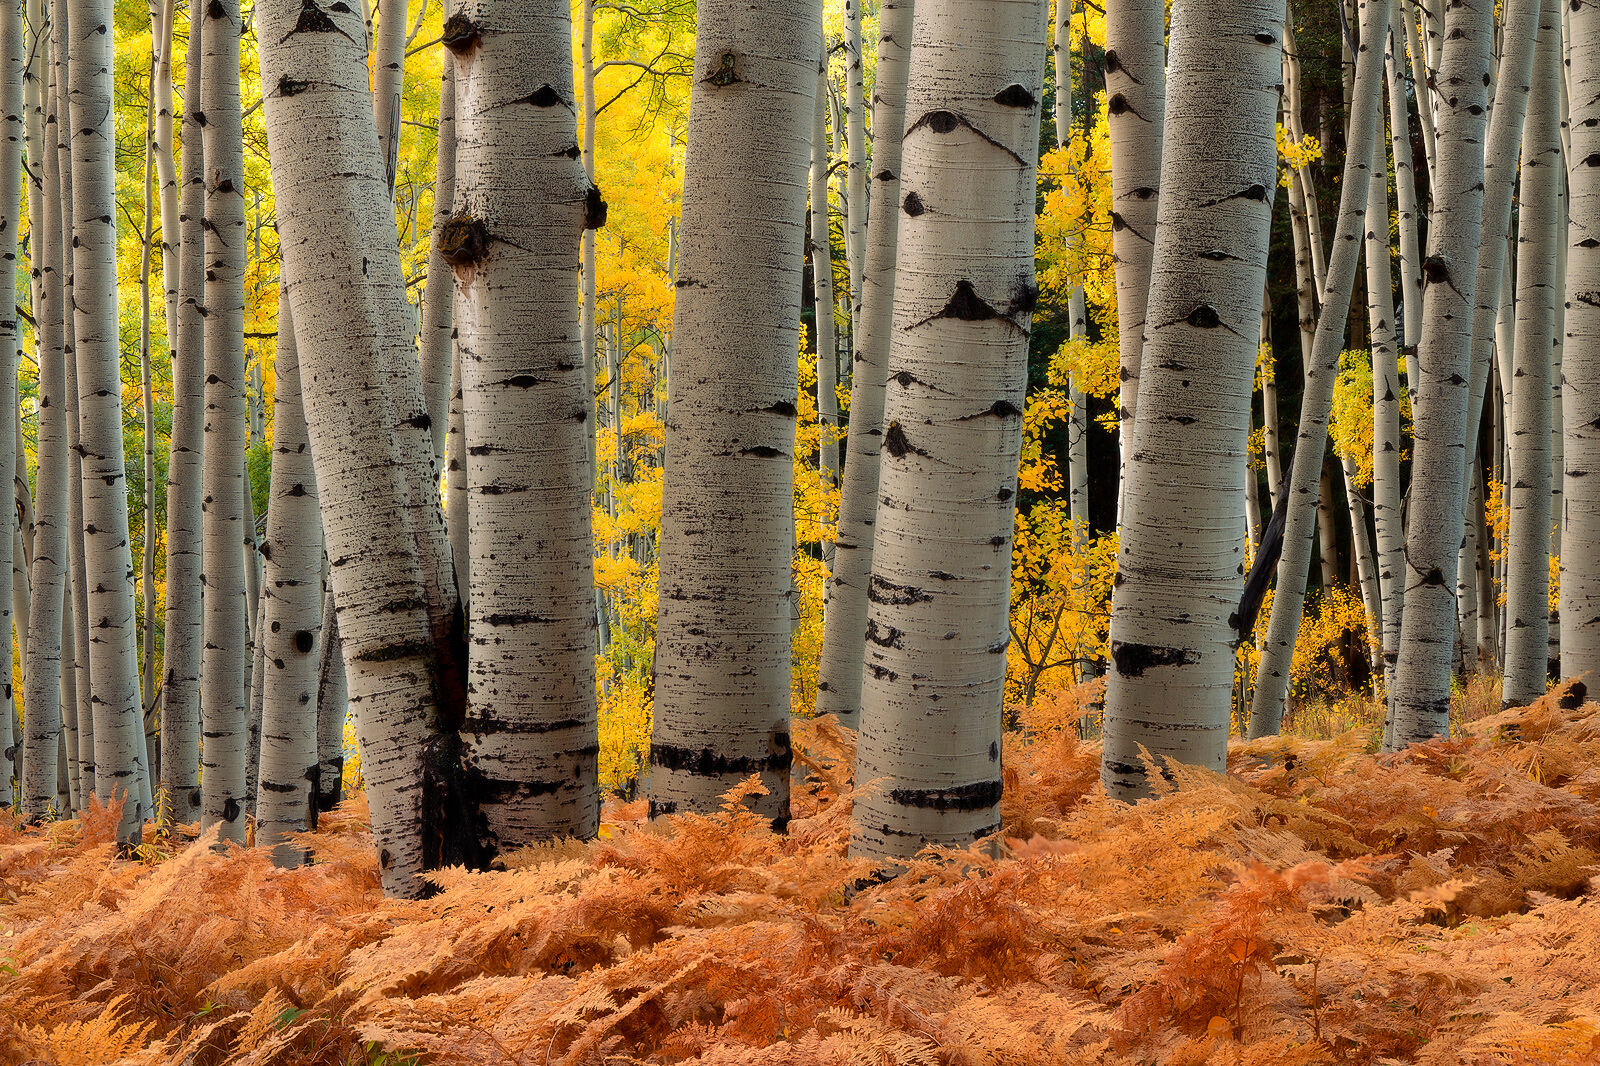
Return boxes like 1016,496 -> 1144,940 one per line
1562,0 -> 1600,678
1102,0 -> 1284,793
816,0 -> 913,725
1367,133 -> 1404,681
198,0 -> 249,842
151,0 -> 178,334
850,0 -> 1045,860
259,0 -> 478,896
0,0 -> 21,811
161,17 -> 204,826
1057,2 -> 1090,540
373,0 -> 406,192
810,44 -> 841,500
314,592 -> 348,815
255,292 -> 323,865
1260,290 -> 1284,507
1105,0 -> 1165,467
648,0 -> 820,823
21,38 -> 62,820
1386,6 -> 1422,353
1388,0 -> 1495,748
843,0 -> 865,308
417,65 -> 455,460
1247,0 -> 1389,737
1503,0 -> 1562,706
446,0 -> 601,847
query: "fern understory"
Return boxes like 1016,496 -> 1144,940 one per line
1,687 -> 1598,1064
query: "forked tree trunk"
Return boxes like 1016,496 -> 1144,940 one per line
259,0 -> 476,897
849,0 -> 1045,861
160,15 -> 205,826
1388,0 -> 1495,749
815,0 -> 912,725
446,0 -> 601,849
198,0 -> 249,843
255,292 -> 324,865
1102,0 -> 1283,793
1502,0 -> 1561,707
648,0 -> 820,823
1561,0 -> 1600,678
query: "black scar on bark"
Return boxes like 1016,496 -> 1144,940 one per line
294,630 -> 314,653
1559,680 -> 1589,709
758,400 -> 797,417
993,84 -> 1036,108
289,0 -> 344,37
277,76 -> 313,97
527,84 -> 562,106
441,13 -> 481,53
223,797 -> 243,823
1110,640 -> 1200,677
902,191 -> 925,216
584,185 -> 607,229
650,739 -> 791,776
888,779 -> 1001,811
869,575 -> 932,605
882,421 -> 927,458
865,618 -> 904,648
439,214 -> 491,267
704,52 -> 740,86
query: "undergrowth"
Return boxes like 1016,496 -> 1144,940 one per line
1,684 -> 1598,1063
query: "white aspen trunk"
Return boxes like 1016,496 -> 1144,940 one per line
1317,463 -> 1338,589
1105,0 -> 1165,480
1247,0 -> 1389,737
1341,453 -> 1384,675
198,0 -> 248,843
1386,5 -> 1423,352
56,607 -> 73,809
843,0 -> 865,310
579,0 -> 596,483
1056,0 -> 1090,541
1457,510 -> 1479,674
849,0 -> 1044,861
445,339 -> 468,596
372,0 -> 406,192
245,583 -> 265,812
1549,175 -> 1566,678
0,0 -> 21,813
1282,10 -> 1327,296
1404,0 -> 1439,186
648,0 -> 820,825
446,0 -> 601,849
21,40 -> 62,819
1502,1 -> 1561,706
1261,287 -> 1284,506
1472,463 -> 1498,668
1388,0 -> 1494,749
138,32 -> 157,724
160,14 -> 204,826
810,44 -> 840,510
314,586 -> 347,815
1368,131 -> 1404,684
260,0 -> 479,896
1561,0 -> 1600,679
1102,0 -> 1283,791
815,0 -> 913,725
256,291 -> 324,865
417,63 -> 455,461
152,0 -> 177,335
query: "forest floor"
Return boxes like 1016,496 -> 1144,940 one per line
0,685 -> 1597,1065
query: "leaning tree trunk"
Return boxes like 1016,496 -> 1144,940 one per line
417,62 -> 455,461
0,0 -> 21,814
1105,0 -> 1166,484
446,0 -> 601,850
849,0 -> 1045,861
255,291 -> 324,866
198,0 -> 249,843
1502,0 -> 1561,707
647,0 -> 821,824
21,43 -> 63,820
1562,0 -> 1600,679
809,39 -> 841,514
160,14 -> 205,826
259,0 -> 477,897
1102,0 -> 1284,795
1244,0 -> 1389,738
814,0 -> 913,725
1387,0 -> 1494,749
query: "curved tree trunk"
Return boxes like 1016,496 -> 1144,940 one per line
259,0 -> 475,897
198,0 -> 249,843
849,0 -> 1044,861
1102,0 -> 1284,792
160,14 -> 205,827
1562,0 -> 1600,679
447,0 -> 600,849
1502,0 -> 1561,707
1387,0 -> 1495,749
256,291 -> 324,865
815,0 -> 912,725
647,0 -> 820,824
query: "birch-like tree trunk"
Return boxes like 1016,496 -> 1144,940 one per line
1367,132 -> 1404,684
372,0 -> 406,192
1261,288 -> 1284,506
849,0 -> 1044,860
260,0 -> 478,896
417,63 -> 455,461
0,0 -> 22,814
815,0 -> 912,725
1562,0 -> 1600,679
1387,0 -> 1495,748
1105,0 -> 1166,473
21,38 -> 62,819
1102,0 -> 1283,793
446,0 -> 600,848
151,0 -> 177,333
648,0 -> 819,824
1247,0 -> 1389,737
315,587 -> 347,815
255,292 -> 324,865
1502,0 -> 1561,706
160,14 -> 204,826
810,42 -> 840,509
843,0 -> 865,309
1386,6 -> 1423,353
198,0 -> 248,843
